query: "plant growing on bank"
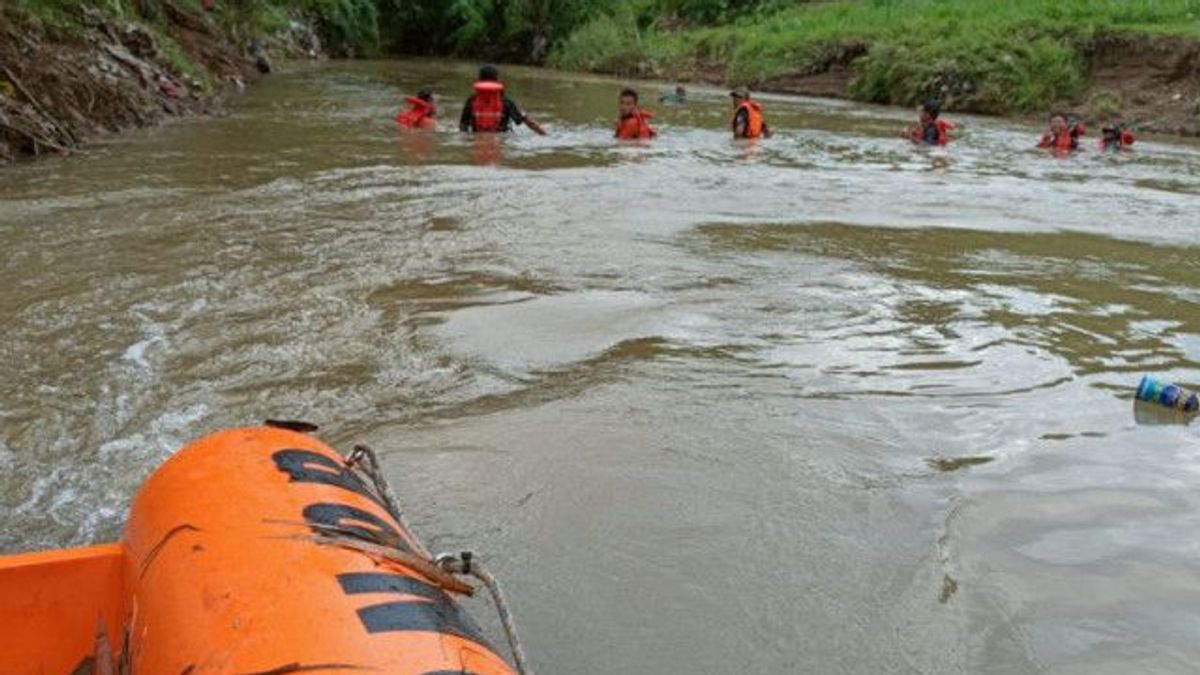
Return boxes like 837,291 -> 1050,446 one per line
551,0 -> 1200,114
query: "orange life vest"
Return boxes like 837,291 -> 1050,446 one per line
1039,132 -> 1077,151
471,81 -> 506,132
733,100 -> 765,139
396,96 -> 436,129
616,108 -> 656,140
1041,119 -> 1085,151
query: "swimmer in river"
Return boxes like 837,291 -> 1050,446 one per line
1099,124 -> 1136,152
396,89 -> 436,130
730,87 -> 773,139
459,65 -> 548,135
1038,112 -> 1085,152
615,88 -> 657,140
660,85 -> 688,105
907,99 -> 956,146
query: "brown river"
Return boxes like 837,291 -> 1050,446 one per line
2,59 -> 1200,674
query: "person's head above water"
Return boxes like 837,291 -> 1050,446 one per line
1048,113 -> 1068,134
730,87 -> 751,105
619,88 -> 640,117
478,65 -> 500,82
417,89 -> 433,102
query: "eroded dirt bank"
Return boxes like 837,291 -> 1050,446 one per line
0,2 -> 319,163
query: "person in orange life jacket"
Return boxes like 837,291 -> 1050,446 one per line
459,65 -> 547,135
396,89 -> 437,130
1100,124 -> 1136,152
908,99 -> 955,146
615,89 -> 657,140
731,88 -> 772,139
1039,113 -> 1086,151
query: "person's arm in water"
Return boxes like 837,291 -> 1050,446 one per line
459,97 -> 474,132
504,98 -> 548,136
762,122 -> 774,139
523,116 -> 548,136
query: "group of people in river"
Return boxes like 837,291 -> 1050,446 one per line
1036,111 -> 1137,153
903,99 -> 1134,153
397,65 -> 1135,153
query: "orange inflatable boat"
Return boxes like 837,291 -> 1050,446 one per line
0,425 -> 520,675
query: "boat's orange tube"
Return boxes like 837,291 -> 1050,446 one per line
0,426 -> 517,675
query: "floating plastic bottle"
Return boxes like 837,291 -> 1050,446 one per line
1136,375 -> 1200,413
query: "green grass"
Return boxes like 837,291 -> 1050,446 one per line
552,0 -> 1200,113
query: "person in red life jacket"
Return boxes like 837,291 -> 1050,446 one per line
396,89 -> 437,130
459,65 -> 547,135
731,88 -> 772,139
1038,113 -> 1086,152
1100,124 -> 1136,152
907,99 -> 956,146
615,88 -> 657,140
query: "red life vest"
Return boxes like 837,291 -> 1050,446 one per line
910,119 -> 956,146
733,100 -> 765,138
396,96 -> 436,130
1100,130 -> 1136,151
616,108 -> 656,140
470,81 -> 506,132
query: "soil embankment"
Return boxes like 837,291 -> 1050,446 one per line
0,2 -> 317,164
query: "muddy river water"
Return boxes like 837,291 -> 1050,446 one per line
2,60 -> 1200,673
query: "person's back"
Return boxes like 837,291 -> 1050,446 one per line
459,65 -> 547,136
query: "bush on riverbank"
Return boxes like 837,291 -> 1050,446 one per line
552,0 -> 1200,115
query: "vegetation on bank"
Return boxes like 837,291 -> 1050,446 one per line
8,0 -> 375,56
7,0 -> 1200,122
551,0 -> 1200,114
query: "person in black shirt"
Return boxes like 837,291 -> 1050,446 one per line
459,65 -> 547,135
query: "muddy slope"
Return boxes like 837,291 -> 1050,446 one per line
0,3 -> 257,163
1083,35 -> 1200,136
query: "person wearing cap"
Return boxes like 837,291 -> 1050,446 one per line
731,88 -> 772,139
907,99 -> 956,146
459,65 -> 547,135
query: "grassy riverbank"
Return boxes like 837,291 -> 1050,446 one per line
551,0 -> 1200,129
